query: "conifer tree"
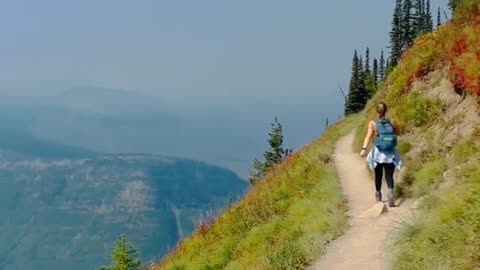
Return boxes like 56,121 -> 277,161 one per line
357,55 -> 369,107
448,0 -> 461,12
345,50 -> 361,115
413,0 -> 433,36
363,48 -> 375,99
386,59 -> 391,75
264,117 -> 285,169
249,159 -> 266,185
402,0 -> 414,47
413,0 -> 424,37
379,50 -> 386,81
425,0 -> 433,32
364,47 -> 371,74
249,117 -> 286,184
373,58 -> 379,88
437,7 -> 442,28
389,0 -> 403,67
100,236 -> 141,270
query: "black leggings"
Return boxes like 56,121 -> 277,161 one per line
374,163 -> 395,192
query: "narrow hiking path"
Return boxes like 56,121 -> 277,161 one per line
309,131 -> 414,270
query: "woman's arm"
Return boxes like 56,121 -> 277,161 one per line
360,121 -> 375,157
391,119 -> 400,135
362,121 -> 375,149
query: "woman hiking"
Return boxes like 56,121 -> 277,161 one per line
360,102 -> 402,207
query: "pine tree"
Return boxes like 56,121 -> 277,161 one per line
413,0 -> 432,36
358,55 -> 368,108
364,47 -> 371,74
448,0 -> 461,12
379,50 -> 386,81
248,117 -> 286,184
437,7 -> 442,28
413,0 -> 424,37
345,50 -> 361,115
373,58 -> 379,88
249,159 -> 266,185
402,0 -> 414,48
100,235 -> 141,270
363,49 -> 375,99
389,0 -> 403,67
264,117 -> 285,169
425,0 -> 433,32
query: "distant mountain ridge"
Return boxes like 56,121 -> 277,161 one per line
0,118 -> 247,269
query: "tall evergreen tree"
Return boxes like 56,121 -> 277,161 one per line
386,59 -> 391,75
379,50 -> 386,81
364,47 -> 371,74
437,7 -> 442,28
345,50 -> 361,115
363,49 -> 375,98
425,0 -> 433,32
357,55 -> 369,107
373,58 -> 379,88
402,0 -> 414,47
413,0 -> 424,37
389,0 -> 403,67
100,236 -> 141,270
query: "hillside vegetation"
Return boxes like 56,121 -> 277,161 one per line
152,116 -> 359,270
354,1 -> 480,269
153,1 -> 480,269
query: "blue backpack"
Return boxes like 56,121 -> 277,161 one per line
374,119 -> 397,152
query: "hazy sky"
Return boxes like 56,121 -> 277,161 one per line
0,1 -> 449,105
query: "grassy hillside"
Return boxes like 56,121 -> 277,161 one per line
354,1 -> 480,269
151,116 -> 359,270
152,2 -> 480,269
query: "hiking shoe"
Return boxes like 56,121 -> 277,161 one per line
388,189 -> 395,207
375,191 -> 382,202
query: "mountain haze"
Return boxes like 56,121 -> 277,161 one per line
0,111 -> 247,269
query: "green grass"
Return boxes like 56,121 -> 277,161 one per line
153,116 -> 360,270
410,158 -> 447,197
396,142 -> 413,155
396,92 -> 445,128
393,156 -> 480,270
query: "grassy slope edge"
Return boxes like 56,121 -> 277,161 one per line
150,116 -> 359,270
354,1 -> 480,269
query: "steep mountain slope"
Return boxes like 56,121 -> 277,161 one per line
152,1 -> 480,270
151,116 -> 358,269
0,132 -> 247,269
352,1 -> 480,268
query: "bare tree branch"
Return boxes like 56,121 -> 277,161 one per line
443,10 -> 450,21
337,82 -> 347,99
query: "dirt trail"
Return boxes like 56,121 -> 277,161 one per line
309,132 -> 414,270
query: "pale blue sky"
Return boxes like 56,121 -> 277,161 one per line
0,0 -> 449,105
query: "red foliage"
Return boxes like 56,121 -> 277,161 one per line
452,36 -> 468,56
476,75 -> 480,95
415,65 -> 431,79
405,75 -> 416,94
